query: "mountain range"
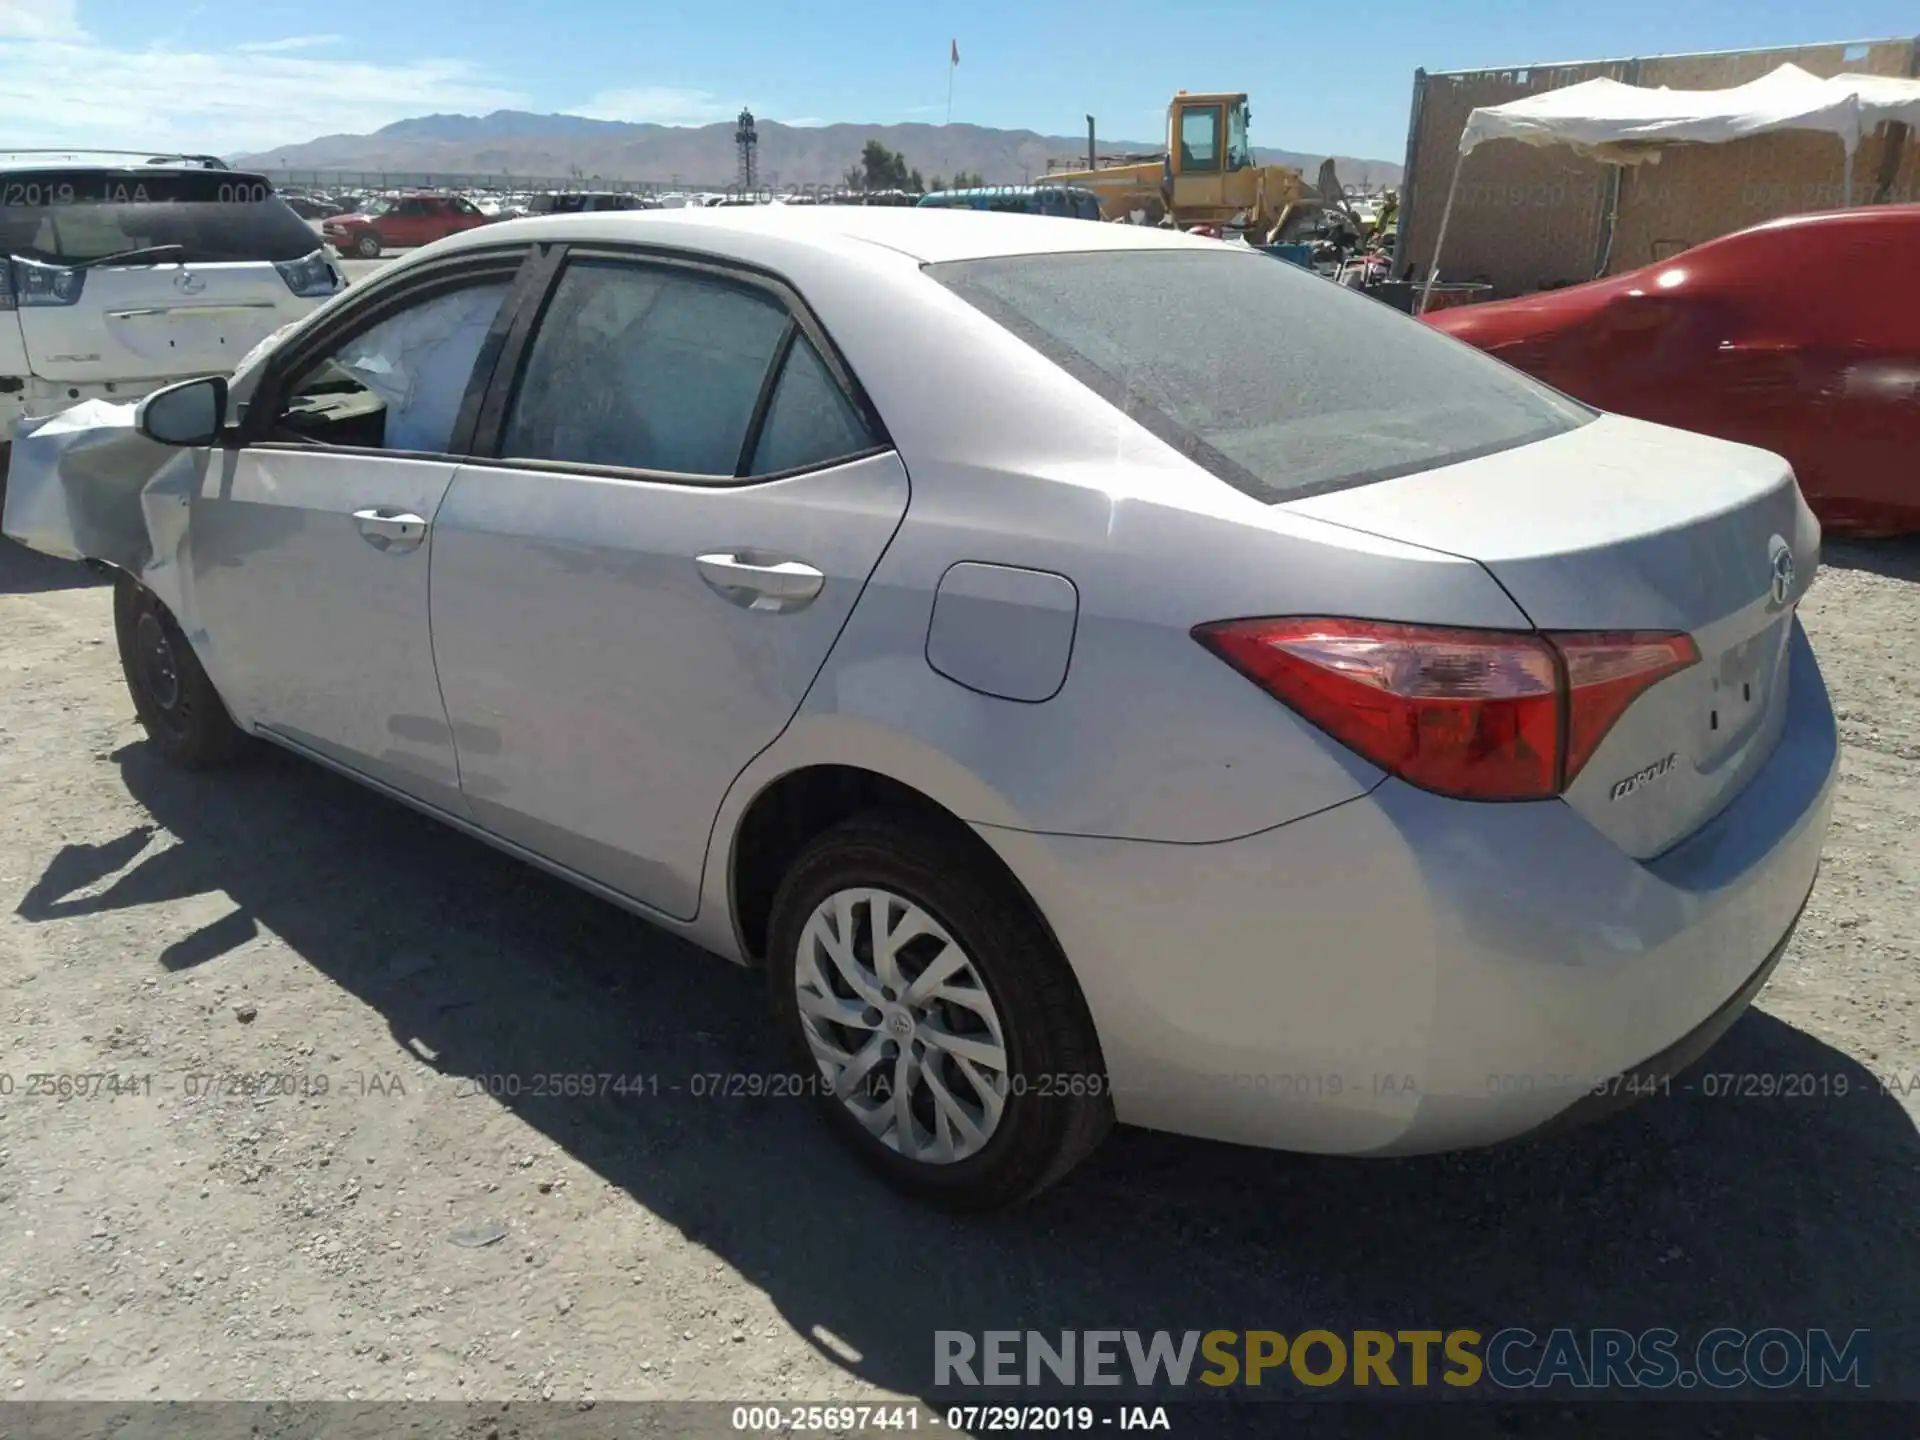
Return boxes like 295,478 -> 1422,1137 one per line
236,112 -> 1402,190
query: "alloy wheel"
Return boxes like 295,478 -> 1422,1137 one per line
792,886 -> 1010,1164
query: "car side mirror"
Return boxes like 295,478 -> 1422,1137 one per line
137,375 -> 228,446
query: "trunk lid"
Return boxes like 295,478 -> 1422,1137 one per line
18,261 -> 301,383
1286,414 -> 1820,858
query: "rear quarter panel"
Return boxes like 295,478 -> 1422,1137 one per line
701,246 -> 1537,846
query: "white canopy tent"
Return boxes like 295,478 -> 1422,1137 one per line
1419,63 -> 1920,311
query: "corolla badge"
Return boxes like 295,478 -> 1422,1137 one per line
172,269 -> 205,295
1768,534 -> 1796,608
1609,751 -> 1679,802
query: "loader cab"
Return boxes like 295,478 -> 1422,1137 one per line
1169,91 -> 1252,215
1169,94 -> 1255,176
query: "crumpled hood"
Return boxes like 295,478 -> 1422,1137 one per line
2,399 -> 207,619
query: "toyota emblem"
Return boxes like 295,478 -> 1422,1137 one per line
1768,535 -> 1796,608
172,269 -> 205,295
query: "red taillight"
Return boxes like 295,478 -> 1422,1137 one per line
1194,618 -> 1698,802
1554,631 -> 1700,782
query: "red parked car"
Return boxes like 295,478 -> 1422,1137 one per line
322,193 -> 494,258
1424,206 -> 1920,537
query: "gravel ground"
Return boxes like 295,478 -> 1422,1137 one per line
0,532 -> 1915,1412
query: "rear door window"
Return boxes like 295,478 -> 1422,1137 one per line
750,335 -> 876,474
928,248 -> 1591,502
0,168 -> 320,264
499,259 -> 792,477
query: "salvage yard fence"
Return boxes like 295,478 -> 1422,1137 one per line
1396,35 -> 1920,296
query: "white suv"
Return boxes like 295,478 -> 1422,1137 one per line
1,153 -> 343,439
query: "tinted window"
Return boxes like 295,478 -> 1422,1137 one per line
1179,108 -> 1221,173
751,336 -> 874,474
501,260 -> 790,476
929,249 -> 1590,501
0,168 -> 321,264
274,280 -> 513,452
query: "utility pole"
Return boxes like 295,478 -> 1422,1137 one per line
1086,115 -> 1096,170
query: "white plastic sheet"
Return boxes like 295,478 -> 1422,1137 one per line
1458,64 -> 1920,161
334,281 -> 510,453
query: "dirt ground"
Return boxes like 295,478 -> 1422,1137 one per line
0,533 -> 1916,1410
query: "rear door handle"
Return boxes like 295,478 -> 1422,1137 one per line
353,508 -> 428,553
696,552 -> 825,612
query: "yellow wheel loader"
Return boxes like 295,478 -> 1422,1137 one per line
1043,92 -> 1318,241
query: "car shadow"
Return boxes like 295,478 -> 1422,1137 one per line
18,739 -> 1920,1410
0,536 -> 108,594
1822,535 -> 1920,583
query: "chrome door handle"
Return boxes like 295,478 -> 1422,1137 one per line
696,552 -> 825,611
353,508 -> 428,553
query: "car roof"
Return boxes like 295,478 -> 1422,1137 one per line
1738,201 -> 1920,239
428,203 -> 1226,265
0,153 -> 240,175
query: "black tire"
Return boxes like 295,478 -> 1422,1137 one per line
354,231 -> 381,258
767,809 -> 1113,1210
113,573 -> 250,770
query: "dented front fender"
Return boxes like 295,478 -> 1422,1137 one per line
2,398 -> 208,621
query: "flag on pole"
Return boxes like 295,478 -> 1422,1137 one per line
946,39 -> 959,129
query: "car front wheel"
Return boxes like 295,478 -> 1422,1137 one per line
354,232 -> 381,258
113,574 -> 250,770
767,810 -> 1113,1210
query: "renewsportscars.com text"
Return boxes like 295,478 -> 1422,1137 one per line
934,1328 -> 1870,1392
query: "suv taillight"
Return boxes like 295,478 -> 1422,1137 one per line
4,256 -> 86,309
1194,617 -> 1699,801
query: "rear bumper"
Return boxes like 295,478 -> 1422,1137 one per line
1514,875 -> 1811,1141
974,619 -> 1838,1155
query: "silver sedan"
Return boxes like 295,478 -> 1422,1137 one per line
10,206 -> 1838,1209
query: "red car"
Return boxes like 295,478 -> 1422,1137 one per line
1424,206 -> 1920,537
322,193 -> 494,258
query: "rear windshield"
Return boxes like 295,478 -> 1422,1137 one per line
0,169 -> 321,265
928,249 -> 1592,501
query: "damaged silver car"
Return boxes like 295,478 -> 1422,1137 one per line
2,210 -> 1836,1212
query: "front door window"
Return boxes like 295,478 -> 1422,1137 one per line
1179,106 -> 1222,175
273,280 -> 512,452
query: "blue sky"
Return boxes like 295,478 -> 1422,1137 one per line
2,0 -> 1915,160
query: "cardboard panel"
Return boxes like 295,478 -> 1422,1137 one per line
1400,64 -> 1623,295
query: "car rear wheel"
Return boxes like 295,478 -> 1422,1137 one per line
354,232 -> 381,258
767,810 -> 1113,1210
113,574 -> 250,770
